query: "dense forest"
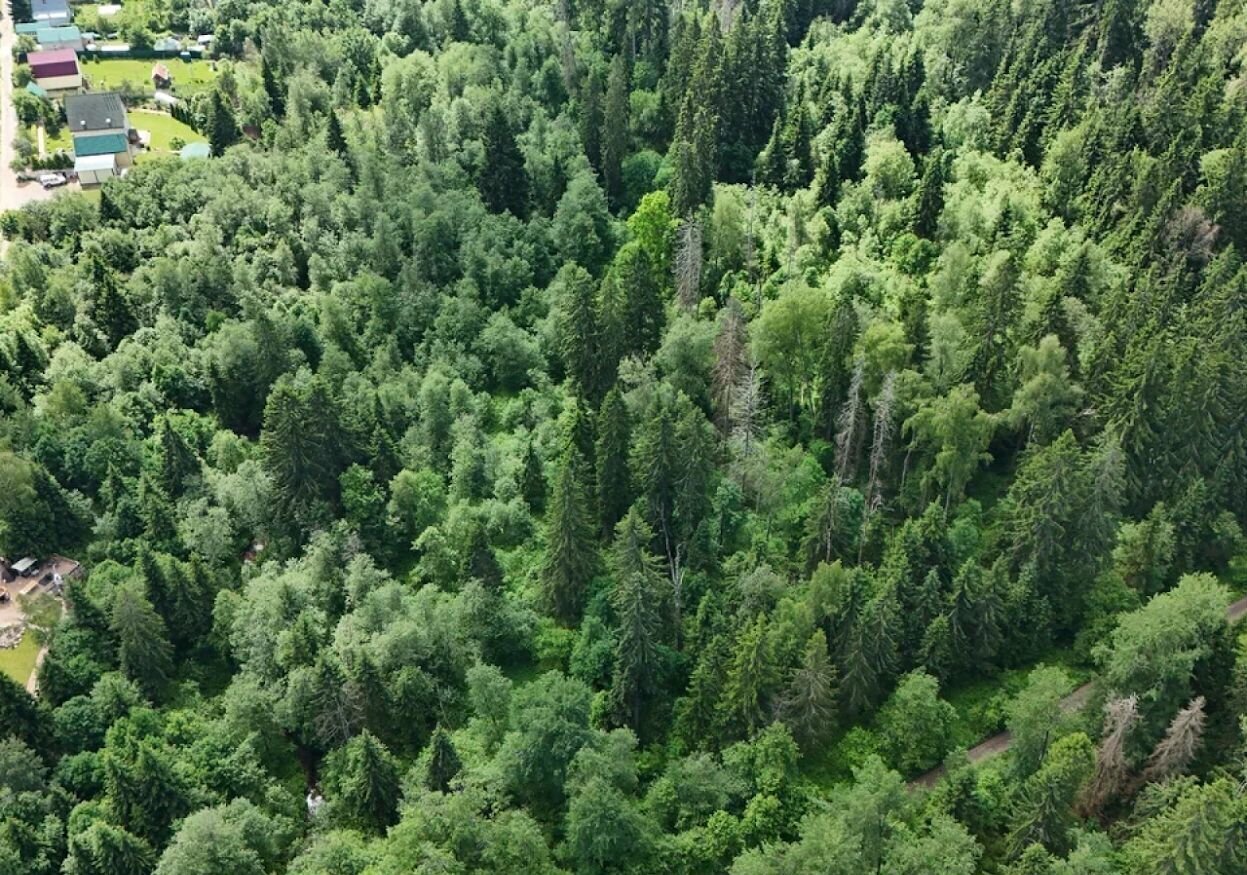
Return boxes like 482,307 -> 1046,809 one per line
2,0 -> 1247,872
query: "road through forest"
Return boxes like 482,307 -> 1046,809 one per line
909,592 -> 1247,789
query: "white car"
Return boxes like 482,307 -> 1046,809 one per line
38,173 -> 68,189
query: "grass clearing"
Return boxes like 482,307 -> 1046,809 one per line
131,108 -> 202,154
0,634 -> 40,686
79,57 -> 218,96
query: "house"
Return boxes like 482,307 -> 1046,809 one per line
179,142 -> 210,160
65,92 -> 133,168
151,62 -> 171,87
27,48 -> 81,92
30,0 -> 71,27
36,25 -> 83,51
154,36 -> 180,52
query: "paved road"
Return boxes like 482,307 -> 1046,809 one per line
909,593 -> 1247,789
0,0 -> 60,233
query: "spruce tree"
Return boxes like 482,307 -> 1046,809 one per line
325,730 -> 402,834
541,450 -> 598,624
595,388 -> 632,537
778,630 -> 839,750
610,509 -> 665,732
326,110 -> 349,159
156,418 -> 198,497
110,585 -> 174,700
600,53 -> 630,206
478,99 -> 529,217
207,89 -> 240,157
423,726 -> 462,793
261,54 -> 285,118
724,615 -> 778,734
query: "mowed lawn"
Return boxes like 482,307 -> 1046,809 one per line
80,57 -> 218,95
0,634 -> 39,686
131,108 -> 203,154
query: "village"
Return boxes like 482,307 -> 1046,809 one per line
3,0 -> 216,198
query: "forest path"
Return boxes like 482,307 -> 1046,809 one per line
25,643 -> 46,694
909,593 -> 1247,789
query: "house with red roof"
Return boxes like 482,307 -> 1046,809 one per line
27,47 -> 81,92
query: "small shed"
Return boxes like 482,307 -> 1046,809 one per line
196,34 -> 213,46
154,36 -> 180,51
179,142 -> 210,160
151,62 -> 171,87
15,22 -> 41,35
25,82 -> 48,99
12,558 -> 37,577
75,152 -> 118,185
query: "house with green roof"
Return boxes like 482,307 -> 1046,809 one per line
65,93 -> 134,180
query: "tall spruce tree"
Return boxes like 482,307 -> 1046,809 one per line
541,449 -> 598,624
478,99 -> 529,217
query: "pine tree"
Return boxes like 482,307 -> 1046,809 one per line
423,726 -> 462,793
541,449 -> 598,624
110,585 -> 174,700
595,388 -> 632,537
478,99 -> 529,217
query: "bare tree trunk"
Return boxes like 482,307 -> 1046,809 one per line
834,357 -> 865,483
675,218 -> 704,311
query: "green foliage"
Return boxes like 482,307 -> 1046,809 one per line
2,2 -> 1247,873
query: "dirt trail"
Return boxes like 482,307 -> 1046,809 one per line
25,644 -> 46,694
909,593 -> 1247,789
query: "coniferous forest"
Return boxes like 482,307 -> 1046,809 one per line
3,0 -> 1247,872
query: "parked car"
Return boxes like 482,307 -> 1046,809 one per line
39,173 -> 68,189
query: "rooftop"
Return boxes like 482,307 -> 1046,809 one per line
30,0 -> 70,19
36,25 -> 81,40
65,92 -> 127,132
28,47 -> 77,67
73,132 -> 128,156
74,153 -> 116,172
